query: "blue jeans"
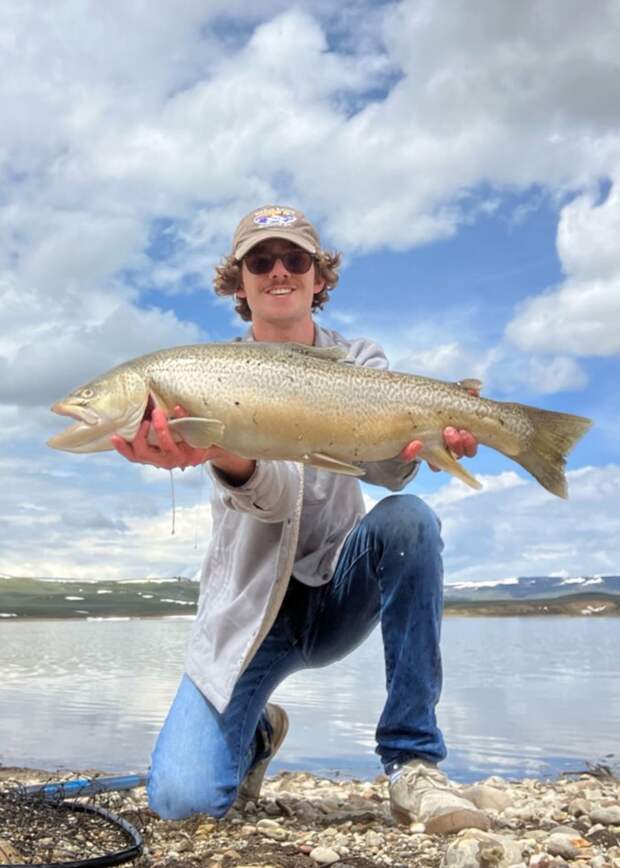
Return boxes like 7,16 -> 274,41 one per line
148,494 -> 446,819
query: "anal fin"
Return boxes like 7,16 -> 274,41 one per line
419,444 -> 482,490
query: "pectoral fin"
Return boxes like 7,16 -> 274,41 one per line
167,417 -> 226,448
419,444 -> 482,490
305,452 -> 366,476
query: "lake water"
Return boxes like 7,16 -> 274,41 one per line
1,617 -> 618,782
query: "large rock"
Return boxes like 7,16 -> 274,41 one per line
442,829 -> 526,867
442,838 -> 482,867
461,784 -> 513,812
590,805 -> 620,825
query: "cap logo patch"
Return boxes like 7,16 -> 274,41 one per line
253,207 -> 297,228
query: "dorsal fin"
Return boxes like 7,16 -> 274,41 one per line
284,343 -> 351,363
455,378 -> 483,393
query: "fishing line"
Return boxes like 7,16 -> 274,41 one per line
169,469 -> 176,536
193,462 -> 207,550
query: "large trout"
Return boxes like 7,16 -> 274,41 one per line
48,341 -> 592,498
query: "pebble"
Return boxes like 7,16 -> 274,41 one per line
2,766 -> 619,867
568,798 -> 591,816
591,805 -> 620,825
255,817 -> 288,840
545,832 -> 590,860
0,837 -> 23,863
309,845 -> 341,864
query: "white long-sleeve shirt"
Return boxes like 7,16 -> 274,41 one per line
185,324 -> 419,712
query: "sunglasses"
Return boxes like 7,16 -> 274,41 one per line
243,250 -> 316,275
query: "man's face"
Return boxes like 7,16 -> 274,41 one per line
237,239 -> 325,328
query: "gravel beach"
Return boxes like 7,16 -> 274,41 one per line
1,766 -> 619,867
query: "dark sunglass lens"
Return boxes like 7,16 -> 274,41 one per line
245,253 -> 275,274
244,250 -> 313,274
283,251 -> 313,273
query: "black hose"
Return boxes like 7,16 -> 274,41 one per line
0,800 -> 143,868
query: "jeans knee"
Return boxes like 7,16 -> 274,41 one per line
368,494 -> 442,551
148,767 -> 236,820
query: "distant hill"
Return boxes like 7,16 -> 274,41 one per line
1,574 -> 618,619
444,574 -> 620,601
442,575 -> 620,616
0,576 -> 197,619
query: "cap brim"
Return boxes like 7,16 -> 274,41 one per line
234,230 -> 317,260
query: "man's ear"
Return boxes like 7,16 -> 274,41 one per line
236,277 -> 246,298
313,278 -> 326,295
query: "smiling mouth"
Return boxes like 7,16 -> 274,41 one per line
266,288 -> 294,296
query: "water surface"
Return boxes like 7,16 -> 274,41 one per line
1,617 -> 617,781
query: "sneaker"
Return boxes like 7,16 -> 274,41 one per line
389,759 -> 490,834
237,703 -> 289,804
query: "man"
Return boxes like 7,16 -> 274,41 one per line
112,205 -> 488,835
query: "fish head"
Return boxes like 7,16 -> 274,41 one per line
48,365 -> 151,453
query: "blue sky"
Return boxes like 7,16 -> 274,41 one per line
1,0 -> 619,582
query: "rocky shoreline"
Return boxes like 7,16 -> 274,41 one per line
1,766 -> 619,867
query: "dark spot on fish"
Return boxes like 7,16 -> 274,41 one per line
234,401 -> 240,406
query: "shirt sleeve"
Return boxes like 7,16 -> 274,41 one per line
208,459 -> 303,523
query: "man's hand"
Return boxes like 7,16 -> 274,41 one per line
399,382 -> 480,472
111,406 -> 211,470
399,428 -> 478,471
111,405 -> 257,484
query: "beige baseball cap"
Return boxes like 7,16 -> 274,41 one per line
232,205 -> 321,260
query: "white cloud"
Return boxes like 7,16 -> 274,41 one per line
0,454 -> 212,579
424,465 -> 620,582
2,1 -> 619,401
0,302 -> 204,408
5,0 -> 619,277
0,1 -> 616,583
369,316 -> 588,396
506,181 -> 620,356
425,471 -> 526,508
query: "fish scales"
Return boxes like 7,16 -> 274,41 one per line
48,341 -> 592,498
134,344 -> 494,462
137,344 -> 410,461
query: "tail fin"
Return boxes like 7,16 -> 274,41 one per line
514,406 -> 592,498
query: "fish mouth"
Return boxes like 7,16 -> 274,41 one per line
48,396 -> 152,452
47,402 -> 118,452
51,402 -> 101,426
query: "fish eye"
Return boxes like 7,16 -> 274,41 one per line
80,388 -> 95,399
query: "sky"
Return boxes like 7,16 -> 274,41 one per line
1,0 -> 619,583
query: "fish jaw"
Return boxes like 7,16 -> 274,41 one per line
47,396 -> 149,453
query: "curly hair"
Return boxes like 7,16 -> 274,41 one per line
213,250 -> 342,322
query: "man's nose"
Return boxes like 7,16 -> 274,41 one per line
269,256 -> 290,278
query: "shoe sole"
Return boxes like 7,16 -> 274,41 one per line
392,804 -> 490,834
237,704 -> 289,803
